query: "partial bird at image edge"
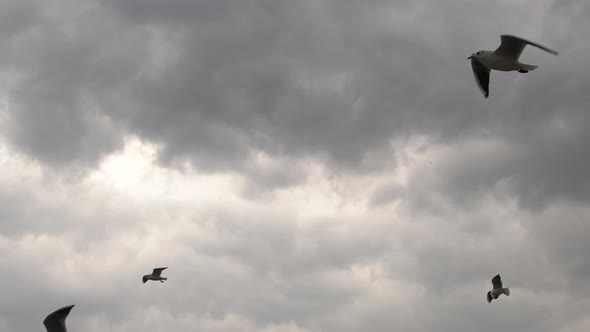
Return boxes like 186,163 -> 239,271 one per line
43,304 -> 75,332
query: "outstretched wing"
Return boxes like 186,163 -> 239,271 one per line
494,35 -> 558,60
43,305 -> 75,332
152,267 -> 168,276
491,274 -> 503,290
471,58 -> 490,98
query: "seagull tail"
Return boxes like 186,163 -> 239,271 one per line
503,288 -> 510,296
517,63 -> 538,72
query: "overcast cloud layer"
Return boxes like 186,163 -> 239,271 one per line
1,0 -> 590,331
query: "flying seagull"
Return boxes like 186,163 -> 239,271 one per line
143,267 -> 168,283
468,34 -> 558,98
487,274 -> 510,303
43,304 -> 75,332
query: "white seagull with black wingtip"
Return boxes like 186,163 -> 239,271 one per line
43,304 -> 75,332
468,34 -> 558,98
143,267 -> 168,283
487,274 -> 511,303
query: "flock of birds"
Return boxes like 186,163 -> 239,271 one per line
39,33 -> 557,331
41,272 -> 512,331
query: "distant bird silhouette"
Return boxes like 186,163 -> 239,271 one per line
487,274 -> 510,303
43,305 -> 74,332
143,267 -> 168,283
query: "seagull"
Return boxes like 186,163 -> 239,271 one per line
142,267 -> 168,283
468,34 -> 558,98
43,305 -> 75,332
487,274 -> 510,303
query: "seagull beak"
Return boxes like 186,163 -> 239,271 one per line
467,55 -> 473,59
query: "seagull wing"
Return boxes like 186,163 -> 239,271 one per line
152,267 -> 167,277
471,58 -> 490,98
491,274 -> 503,290
43,305 -> 75,332
494,35 -> 558,60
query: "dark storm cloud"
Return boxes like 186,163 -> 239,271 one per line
1,1 -> 139,169
3,0 -> 583,204
0,0 -> 512,175
0,1 -> 39,40
106,0 -> 251,24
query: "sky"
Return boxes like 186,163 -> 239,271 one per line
0,0 -> 589,331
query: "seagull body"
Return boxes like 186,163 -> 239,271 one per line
472,50 -> 528,71
487,274 -> 510,303
143,267 -> 168,283
468,34 -> 558,98
43,305 -> 75,332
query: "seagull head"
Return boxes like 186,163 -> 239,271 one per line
142,275 -> 149,283
468,50 -> 486,60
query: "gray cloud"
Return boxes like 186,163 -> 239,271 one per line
2,0 -> 583,197
1,0 -> 590,331
2,163 -> 590,332
0,0 -> 522,174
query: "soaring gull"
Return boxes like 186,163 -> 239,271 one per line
487,274 -> 511,303
468,34 -> 558,98
143,267 -> 168,283
43,305 -> 75,332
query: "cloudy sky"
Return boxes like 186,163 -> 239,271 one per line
1,0 -> 589,331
